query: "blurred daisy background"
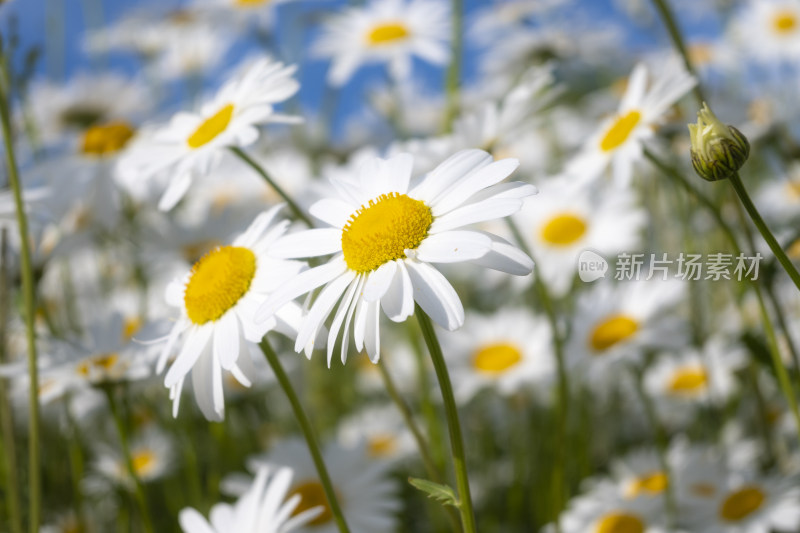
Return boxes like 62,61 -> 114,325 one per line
2,0 -> 800,532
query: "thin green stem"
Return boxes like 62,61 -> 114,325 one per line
376,361 -> 441,483
229,146 -> 313,227
728,171 -> 800,293
102,386 -> 155,533
630,366 -> 678,528
376,361 -> 462,532
649,0 -> 706,105
644,149 -> 800,444
258,339 -> 352,533
505,217 -> 566,531
0,229 -> 22,533
442,0 -> 463,132
415,308 -> 477,533
0,60 -> 41,533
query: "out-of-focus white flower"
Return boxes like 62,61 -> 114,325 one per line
567,57 -> 696,187
180,466 -> 321,533
313,0 -> 450,86
119,57 -> 300,211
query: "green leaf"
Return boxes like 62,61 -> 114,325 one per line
408,477 -> 460,508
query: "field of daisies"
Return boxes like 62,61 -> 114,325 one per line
4,0 -> 800,531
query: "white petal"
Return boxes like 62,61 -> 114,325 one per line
309,198 -> 355,228
362,261 -> 397,302
380,260 -> 414,322
431,158 -> 519,215
294,272 -> 357,353
387,152 -> 414,194
405,261 -> 464,330
352,294 -> 369,353
214,312 -> 240,371
414,231 -> 491,263
233,205 -> 285,248
467,232 -> 534,275
326,276 -> 362,367
165,326 -> 212,388
256,257 -> 348,322
178,508 -> 216,533
340,276 -> 365,364
269,228 -> 343,259
158,172 -> 193,212
410,149 -> 492,204
430,198 -> 523,233
365,301 -> 381,363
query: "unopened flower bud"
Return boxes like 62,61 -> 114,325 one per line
688,103 -> 750,182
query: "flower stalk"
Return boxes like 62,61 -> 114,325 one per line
259,339 -> 352,533
416,306 -> 477,533
0,55 -> 41,533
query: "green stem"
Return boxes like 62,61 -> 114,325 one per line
102,386 -> 155,533
728,172 -> 800,293
649,0 -> 706,105
258,340 -> 352,533
0,229 -> 22,533
0,59 -> 41,533
229,146 -> 313,228
415,308 -> 477,533
505,217 -> 567,531
376,361 -> 461,532
442,0 -> 463,133
630,366 -> 678,527
644,149 -> 800,445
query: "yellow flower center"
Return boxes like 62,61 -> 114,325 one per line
131,449 -> 156,476
290,481 -> 333,526
773,11 -> 798,34
187,103 -> 234,149
367,434 -> 397,458
472,343 -> 523,374
77,353 -> 119,377
719,486 -> 765,522
540,213 -> 587,246
341,193 -> 433,273
600,110 -> 641,152
81,121 -> 135,156
668,366 -> 707,394
625,471 -> 668,498
589,315 -> 639,353
367,22 -> 410,45
183,246 -> 257,325
123,317 -> 143,341
595,512 -> 645,533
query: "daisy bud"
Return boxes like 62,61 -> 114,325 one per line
688,103 -> 750,182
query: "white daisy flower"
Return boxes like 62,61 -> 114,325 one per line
24,72 -> 149,148
156,206 -> 308,421
119,57 -> 300,211
313,0 -> 450,87
513,177 -> 646,297
338,405 -> 416,461
92,429 -> 175,488
730,0 -> 800,64
683,471 -> 800,533
191,0 -> 296,30
226,438 -> 400,533
565,280 -> 686,387
555,479 -> 669,533
152,22 -> 236,81
180,466 -> 321,533
257,149 -> 536,365
566,57 -> 696,187
444,308 -> 555,403
644,338 -> 745,428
